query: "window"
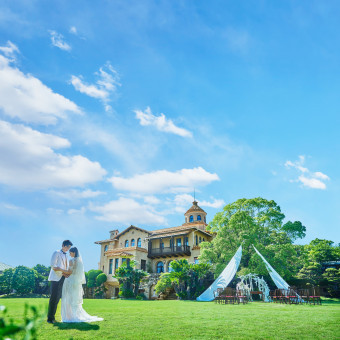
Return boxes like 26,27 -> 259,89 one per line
160,241 -> 164,249
156,261 -> 164,273
122,258 -> 127,265
203,238 -> 205,242
115,258 -> 119,272
194,257 -> 199,264
137,238 -> 141,247
127,258 -> 131,267
109,259 -> 113,274
184,237 -> 189,246
125,240 -> 129,247
168,261 -> 173,272
189,215 -> 194,222
197,215 -> 201,221
195,235 -> 198,246
104,245 -> 108,252
176,238 -> 181,247
141,259 -> 146,271
131,239 -> 135,246
199,236 -> 202,243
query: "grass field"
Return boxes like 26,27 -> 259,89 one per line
1,298 -> 340,339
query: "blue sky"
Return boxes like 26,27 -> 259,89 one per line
0,0 -> 339,271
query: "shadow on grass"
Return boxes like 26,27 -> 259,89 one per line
53,322 -> 100,331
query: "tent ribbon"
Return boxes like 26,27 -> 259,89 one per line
196,245 -> 242,302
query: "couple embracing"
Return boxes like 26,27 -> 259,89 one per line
47,240 -> 103,323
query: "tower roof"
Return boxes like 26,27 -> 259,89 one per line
185,200 -> 206,215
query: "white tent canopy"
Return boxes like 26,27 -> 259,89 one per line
196,244 -> 290,302
197,245 -> 242,302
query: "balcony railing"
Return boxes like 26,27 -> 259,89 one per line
148,245 -> 191,258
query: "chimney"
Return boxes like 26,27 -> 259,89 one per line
110,229 -> 119,239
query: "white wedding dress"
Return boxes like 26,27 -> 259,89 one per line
61,257 -> 103,323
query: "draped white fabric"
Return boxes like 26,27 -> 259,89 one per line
61,257 -> 103,323
252,245 -> 289,290
196,245 -> 242,302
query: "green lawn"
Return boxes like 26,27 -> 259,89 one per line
1,298 -> 340,340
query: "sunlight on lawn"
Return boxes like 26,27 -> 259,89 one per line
1,298 -> 339,340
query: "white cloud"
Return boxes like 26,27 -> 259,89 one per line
108,167 -> 219,194
70,62 -> 120,112
49,30 -> 71,51
68,207 -> 86,215
298,175 -> 327,190
143,196 -> 161,205
0,120 -> 107,190
134,107 -> 192,138
0,46 -> 80,124
69,26 -> 77,35
89,197 -> 166,225
0,41 -> 19,57
50,189 -> 106,200
285,155 -> 330,190
174,194 -> 225,210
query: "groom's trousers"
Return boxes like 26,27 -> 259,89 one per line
47,276 -> 65,321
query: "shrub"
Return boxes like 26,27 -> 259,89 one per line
96,273 -> 107,286
87,270 -> 103,288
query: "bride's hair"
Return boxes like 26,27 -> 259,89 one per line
69,247 -> 79,258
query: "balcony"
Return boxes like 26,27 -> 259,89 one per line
148,245 -> 191,259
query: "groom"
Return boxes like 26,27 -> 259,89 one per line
47,240 -> 73,323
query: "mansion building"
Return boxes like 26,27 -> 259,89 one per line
95,201 -> 213,298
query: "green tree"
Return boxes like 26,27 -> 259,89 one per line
282,221 -> 306,241
322,268 -> 340,298
297,239 -> 340,288
86,270 -> 103,288
11,266 -> 35,295
114,261 -> 147,298
0,268 -> 14,295
200,198 -> 303,282
297,262 -> 323,286
155,260 -> 213,300
32,264 -> 50,295
305,239 -> 339,263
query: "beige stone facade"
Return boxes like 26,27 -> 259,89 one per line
95,201 -> 213,298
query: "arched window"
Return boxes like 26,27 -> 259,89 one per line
131,239 -> 135,246
156,261 -> 164,273
189,215 -> 194,222
125,240 -> 129,247
197,215 -> 201,221
137,238 -> 141,247
104,245 -> 108,252
168,261 -> 173,272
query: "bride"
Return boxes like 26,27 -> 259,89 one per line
59,247 -> 103,323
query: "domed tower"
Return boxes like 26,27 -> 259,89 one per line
183,201 -> 207,230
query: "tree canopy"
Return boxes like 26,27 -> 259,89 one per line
200,197 -> 306,282
155,259 -> 213,300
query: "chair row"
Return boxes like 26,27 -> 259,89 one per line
214,287 -> 249,304
270,287 -> 321,305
